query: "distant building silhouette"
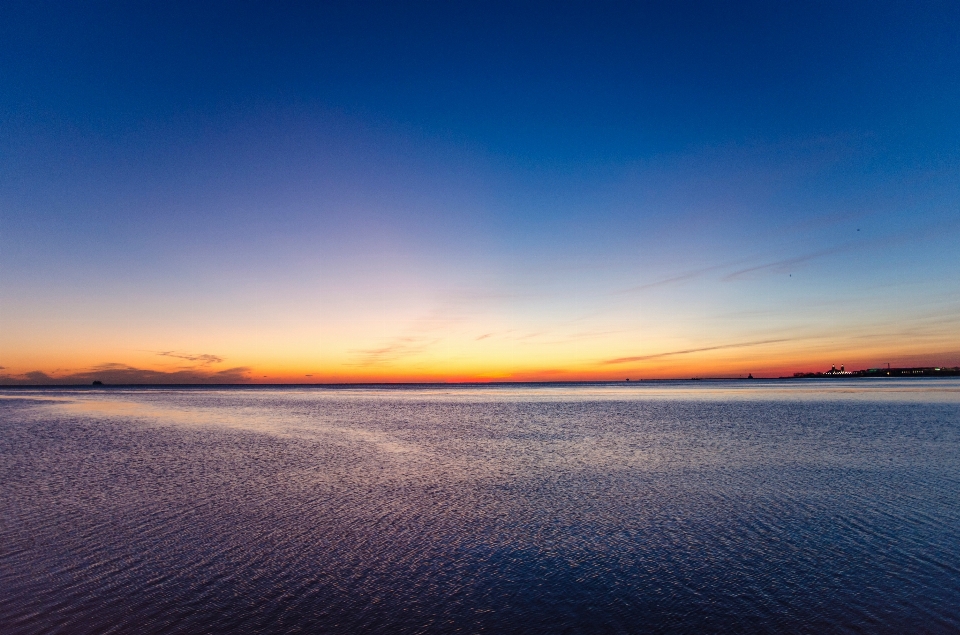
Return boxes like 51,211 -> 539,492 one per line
791,365 -> 960,378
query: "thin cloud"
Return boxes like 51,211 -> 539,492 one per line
616,261 -> 739,294
617,218 -> 960,293
349,336 -> 437,366
724,244 -> 852,280
0,364 -> 251,385
156,351 -> 224,365
602,338 -> 791,365
631,270 -> 708,290
725,218 -> 960,281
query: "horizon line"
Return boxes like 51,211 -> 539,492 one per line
4,376 -> 960,388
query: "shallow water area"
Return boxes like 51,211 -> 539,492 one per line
2,380 -> 960,633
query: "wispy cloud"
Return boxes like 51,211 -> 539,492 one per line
602,338 -> 791,365
725,217 -> 960,281
349,336 -> 437,366
347,296 -> 488,366
0,364 -> 251,385
616,261 -> 742,294
156,351 -> 224,365
723,244 -> 853,280
617,218 -> 960,293
616,242 -> 855,292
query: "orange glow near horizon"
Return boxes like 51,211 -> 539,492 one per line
3,327 -> 957,384
3,225 -> 959,385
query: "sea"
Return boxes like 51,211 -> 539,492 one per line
2,380 -> 959,634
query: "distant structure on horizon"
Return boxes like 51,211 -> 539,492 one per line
789,365 -> 960,378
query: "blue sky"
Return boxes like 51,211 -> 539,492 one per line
2,1 -> 959,382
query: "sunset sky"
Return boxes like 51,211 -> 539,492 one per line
2,1 -> 959,383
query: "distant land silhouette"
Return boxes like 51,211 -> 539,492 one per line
1,366 -> 959,386
787,365 -> 960,378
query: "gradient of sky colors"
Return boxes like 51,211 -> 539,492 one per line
2,1 -> 959,383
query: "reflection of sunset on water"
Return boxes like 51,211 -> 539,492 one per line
3,383 -> 960,631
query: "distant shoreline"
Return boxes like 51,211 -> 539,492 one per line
2,375 -> 960,388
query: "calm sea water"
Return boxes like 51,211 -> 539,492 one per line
2,381 -> 959,634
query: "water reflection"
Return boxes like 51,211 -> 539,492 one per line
1,381 -> 959,633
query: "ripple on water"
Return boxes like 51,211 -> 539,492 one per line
1,383 -> 959,634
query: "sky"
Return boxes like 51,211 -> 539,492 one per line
2,0 -> 959,383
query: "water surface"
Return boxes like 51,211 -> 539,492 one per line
2,380 -> 959,633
